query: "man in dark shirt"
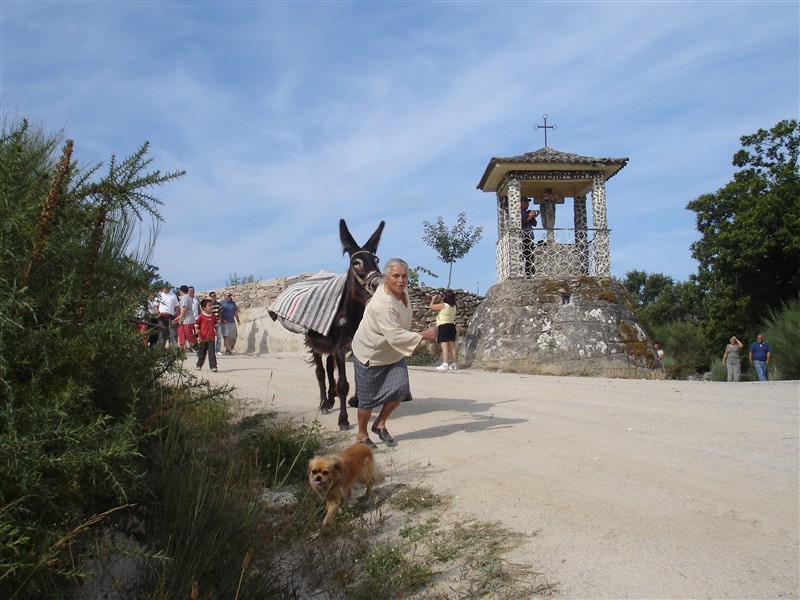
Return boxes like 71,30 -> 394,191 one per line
220,292 -> 241,355
749,334 -> 772,381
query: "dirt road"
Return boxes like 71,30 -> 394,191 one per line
197,352 -> 799,599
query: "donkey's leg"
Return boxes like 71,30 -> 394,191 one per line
313,352 -> 332,414
325,354 -> 336,408
334,347 -> 351,430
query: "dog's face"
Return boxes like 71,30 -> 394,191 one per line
308,456 -> 342,490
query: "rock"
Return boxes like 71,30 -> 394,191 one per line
463,276 -> 654,376
261,490 -> 298,509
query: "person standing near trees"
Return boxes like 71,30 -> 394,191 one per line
430,289 -> 458,371
722,336 -> 744,382
749,334 -> 772,381
652,342 -> 665,369
146,291 -> 159,347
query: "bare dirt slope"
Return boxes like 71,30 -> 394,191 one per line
198,352 -> 799,599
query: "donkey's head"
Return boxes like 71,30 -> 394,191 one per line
340,219 -> 385,295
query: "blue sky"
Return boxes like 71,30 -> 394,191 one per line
3,1 -> 798,294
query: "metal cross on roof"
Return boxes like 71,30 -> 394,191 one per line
535,114 -> 557,147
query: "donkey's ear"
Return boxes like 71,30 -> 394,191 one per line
364,221 -> 385,253
340,219 -> 358,255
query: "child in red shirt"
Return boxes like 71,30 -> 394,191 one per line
194,298 -> 218,372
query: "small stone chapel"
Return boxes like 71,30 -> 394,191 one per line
463,129 -> 657,376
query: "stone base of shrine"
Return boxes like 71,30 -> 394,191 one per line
462,276 -> 657,377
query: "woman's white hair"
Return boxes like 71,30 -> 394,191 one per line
382,258 -> 409,275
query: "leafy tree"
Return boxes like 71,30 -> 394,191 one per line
687,119 -> 800,347
408,265 -> 438,288
422,212 -> 483,288
622,270 -> 701,333
226,272 -> 258,287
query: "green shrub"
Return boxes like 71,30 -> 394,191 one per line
649,319 -> 708,379
234,412 -> 323,487
763,295 -> 800,380
407,341 -> 439,366
709,357 -> 727,381
0,119 -> 182,597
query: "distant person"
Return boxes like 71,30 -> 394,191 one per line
429,289 -> 458,371
749,334 -> 772,381
220,291 -> 241,355
722,336 -> 744,382
207,292 -> 223,353
194,298 -> 218,372
520,197 -> 539,276
351,258 -> 437,448
653,342 -> 665,369
135,297 -> 149,344
145,292 -> 159,347
521,197 -> 539,231
174,285 -> 197,351
155,283 -> 179,348
188,286 -> 199,322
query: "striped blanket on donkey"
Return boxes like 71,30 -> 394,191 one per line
268,271 -> 347,336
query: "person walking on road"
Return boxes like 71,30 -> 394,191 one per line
220,291 -> 240,355
749,334 -> 772,381
722,336 -> 744,382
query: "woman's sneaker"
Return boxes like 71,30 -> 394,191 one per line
449,363 -> 458,370
435,363 -> 449,371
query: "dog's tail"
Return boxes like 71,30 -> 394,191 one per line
367,462 -> 385,486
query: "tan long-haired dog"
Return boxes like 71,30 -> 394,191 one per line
308,443 -> 383,527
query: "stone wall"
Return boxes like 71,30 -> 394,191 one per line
202,276 -> 482,356
407,285 -> 482,335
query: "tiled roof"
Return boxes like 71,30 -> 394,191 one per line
477,147 -> 629,191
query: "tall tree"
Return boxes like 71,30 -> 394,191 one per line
422,212 -> 483,288
687,119 -> 800,345
622,269 -> 701,334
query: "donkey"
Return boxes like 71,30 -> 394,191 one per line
304,219 -> 385,430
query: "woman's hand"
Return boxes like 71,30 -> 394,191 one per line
419,326 -> 437,342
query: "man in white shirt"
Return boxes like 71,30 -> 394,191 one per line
155,283 -> 179,348
175,285 -> 198,351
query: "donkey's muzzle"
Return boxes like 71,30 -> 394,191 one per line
366,273 -> 384,293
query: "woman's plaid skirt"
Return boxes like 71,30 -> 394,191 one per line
352,357 -> 412,410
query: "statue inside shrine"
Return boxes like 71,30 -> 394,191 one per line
534,188 -> 564,243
